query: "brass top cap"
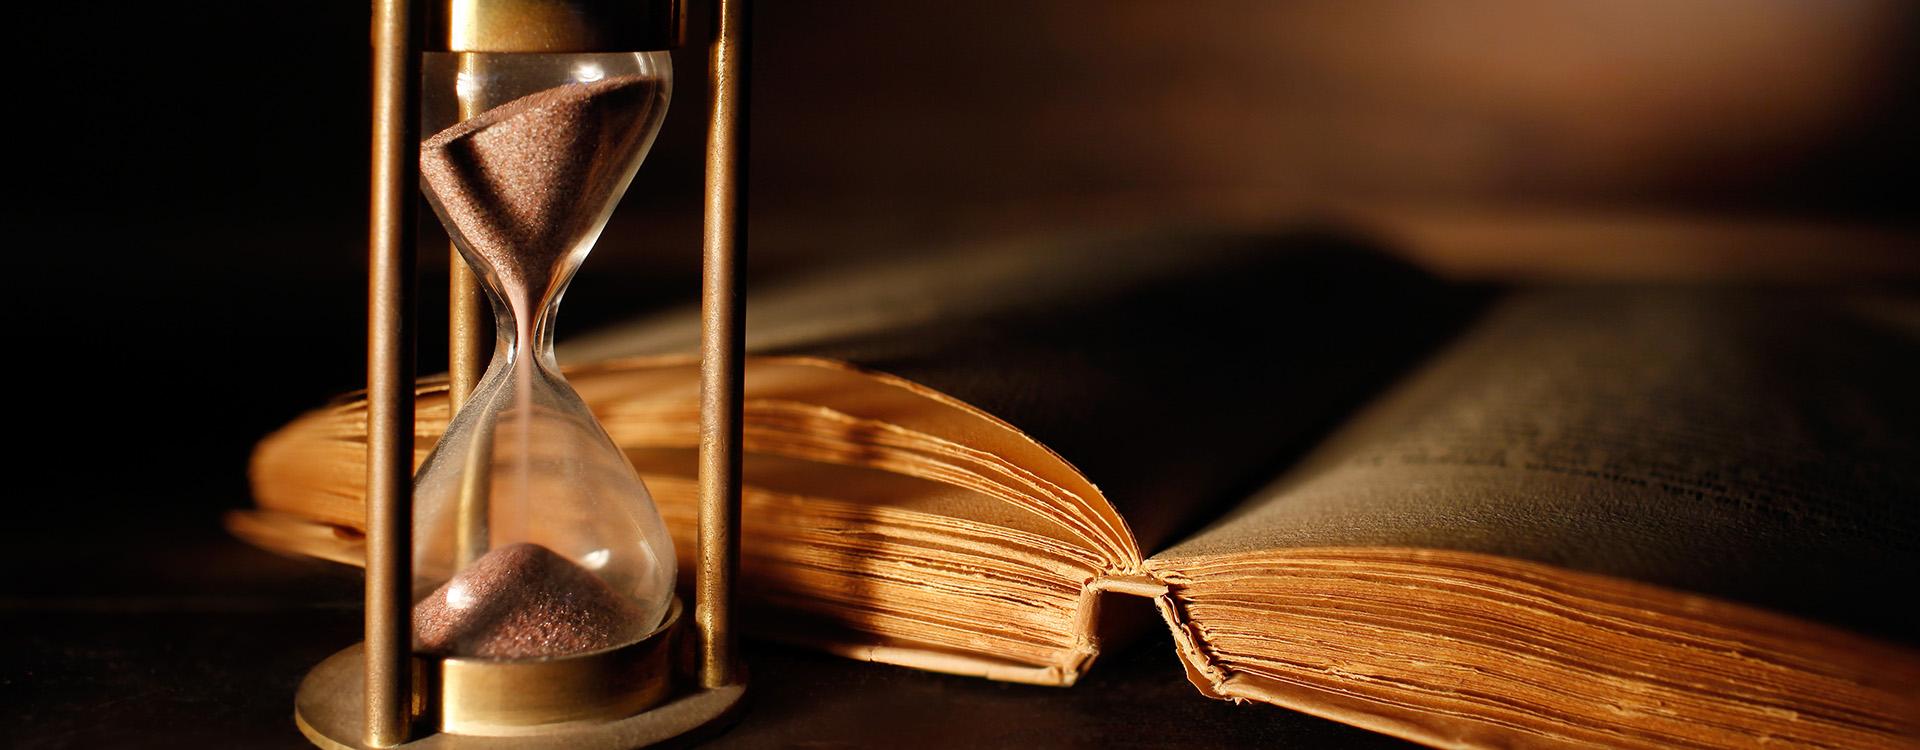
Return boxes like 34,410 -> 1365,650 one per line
441,0 -> 683,52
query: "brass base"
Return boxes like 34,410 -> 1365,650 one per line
295,600 -> 746,748
296,648 -> 746,749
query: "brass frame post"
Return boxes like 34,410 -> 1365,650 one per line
448,252 -> 487,412
366,0 -> 420,745
447,54 -> 491,573
447,143 -> 487,569
445,22 -> 488,423
697,0 -> 750,690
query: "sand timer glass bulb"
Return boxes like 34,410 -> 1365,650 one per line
409,51 -> 676,661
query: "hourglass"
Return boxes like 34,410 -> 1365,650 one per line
408,50 -> 678,729
293,0 -> 751,746
415,52 -> 675,645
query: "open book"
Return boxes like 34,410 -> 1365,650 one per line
236,230 -> 1920,748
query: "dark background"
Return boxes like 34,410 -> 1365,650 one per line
4,2 -> 1917,747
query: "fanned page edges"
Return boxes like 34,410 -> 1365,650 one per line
243,355 -> 1145,685
1144,548 -> 1920,750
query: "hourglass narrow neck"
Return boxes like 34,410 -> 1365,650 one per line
481,262 -> 575,371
